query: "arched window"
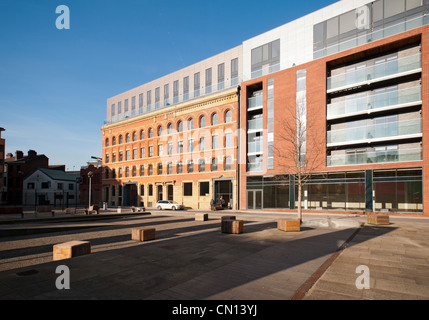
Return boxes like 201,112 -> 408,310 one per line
211,113 -> 218,125
188,118 -> 194,130
177,121 -> 183,132
133,131 -> 137,141
105,138 -> 109,147
157,126 -> 163,137
148,128 -> 153,138
119,135 -> 123,144
167,123 -> 173,134
225,110 -> 232,123
140,130 -> 145,140
112,137 -> 116,146
126,133 -> 130,143
199,115 -> 206,128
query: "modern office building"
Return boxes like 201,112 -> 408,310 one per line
102,0 -> 428,216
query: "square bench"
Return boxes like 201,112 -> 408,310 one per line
221,219 -> 243,234
277,219 -> 301,232
195,213 -> 208,221
132,227 -> 156,242
367,215 -> 389,225
53,241 -> 91,261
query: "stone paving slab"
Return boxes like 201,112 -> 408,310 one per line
0,212 -> 428,303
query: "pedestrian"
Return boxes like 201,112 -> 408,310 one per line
210,198 -> 215,211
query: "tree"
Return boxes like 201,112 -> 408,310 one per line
274,95 -> 325,222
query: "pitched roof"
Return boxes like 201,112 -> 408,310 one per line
38,168 -> 76,182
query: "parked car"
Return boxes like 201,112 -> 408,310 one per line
156,200 -> 183,210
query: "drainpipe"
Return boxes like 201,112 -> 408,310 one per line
236,85 -> 241,211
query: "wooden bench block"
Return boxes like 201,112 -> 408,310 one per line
132,227 -> 156,241
367,215 -> 389,225
278,219 -> 301,232
221,219 -> 243,234
53,241 -> 91,261
195,213 -> 208,221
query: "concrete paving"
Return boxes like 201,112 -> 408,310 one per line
0,209 -> 428,302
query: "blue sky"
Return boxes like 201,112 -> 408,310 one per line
0,0 -> 335,171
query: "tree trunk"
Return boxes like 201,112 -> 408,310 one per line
297,179 -> 302,222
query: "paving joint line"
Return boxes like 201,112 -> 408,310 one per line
290,223 -> 364,300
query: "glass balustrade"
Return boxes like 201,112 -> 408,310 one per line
327,86 -> 422,118
247,140 -> 263,154
247,118 -> 263,131
315,15 -> 428,60
327,148 -> 422,166
248,95 -> 263,110
327,54 -> 421,91
327,118 -> 422,145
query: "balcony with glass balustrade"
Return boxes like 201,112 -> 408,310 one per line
327,118 -> 422,147
327,147 -> 422,167
327,86 -> 422,120
327,54 -> 421,93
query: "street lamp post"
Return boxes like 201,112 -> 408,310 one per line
88,171 -> 93,214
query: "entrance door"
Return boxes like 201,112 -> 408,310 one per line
214,180 -> 233,209
247,190 -> 262,210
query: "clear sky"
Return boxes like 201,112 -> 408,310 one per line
0,0 -> 335,171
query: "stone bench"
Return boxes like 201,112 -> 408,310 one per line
221,219 -> 243,234
53,241 -> 91,261
195,213 -> 208,221
132,227 -> 156,242
221,216 -> 236,221
367,215 -> 390,225
278,219 -> 301,232
36,205 -> 52,213
131,206 -> 146,213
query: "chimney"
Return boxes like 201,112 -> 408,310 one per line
28,150 -> 37,158
15,151 -> 24,160
6,153 -> 13,159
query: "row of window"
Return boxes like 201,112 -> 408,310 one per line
105,110 -> 233,147
106,157 -> 233,179
109,181 -> 209,198
106,133 -> 234,163
111,59 -> 239,117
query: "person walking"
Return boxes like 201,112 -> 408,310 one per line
210,198 -> 215,211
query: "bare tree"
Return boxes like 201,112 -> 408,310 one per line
274,97 -> 325,222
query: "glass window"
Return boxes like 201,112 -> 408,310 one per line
188,139 -> 194,152
218,63 -> 225,83
140,130 -> 145,140
188,118 -> 194,130
112,137 -> 116,145
178,141 -> 183,154
148,165 -> 153,176
148,128 -> 153,138
385,0 -> 405,18
327,16 -> 339,39
187,161 -> 194,173
199,159 -> 205,172
158,126 -> 163,136
158,144 -> 163,156
225,110 -> 232,123
199,137 -> 205,151
184,182 -> 192,196
200,182 -> 210,196
200,115 -> 206,128
212,113 -> 218,125
140,165 -> 144,176
178,121 -> 183,132
212,135 -> 218,149
177,161 -> 183,174
212,157 -> 218,171
139,94 -> 143,108
157,163 -> 163,175
225,156 -> 232,170
225,132 -> 232,148
167,123 -> 173,134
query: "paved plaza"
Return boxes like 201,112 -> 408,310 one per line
0,209 -> 428,302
